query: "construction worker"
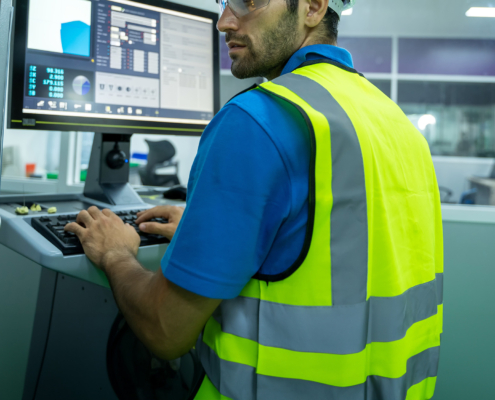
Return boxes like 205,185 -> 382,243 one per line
66,0 -> 443,398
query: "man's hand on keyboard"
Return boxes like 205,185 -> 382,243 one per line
65,206 -> 140,271
135,206 -> 184,241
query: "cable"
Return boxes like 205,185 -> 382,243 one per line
32,273 -> 59,399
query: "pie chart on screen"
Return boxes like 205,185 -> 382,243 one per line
72,75 -> 91,96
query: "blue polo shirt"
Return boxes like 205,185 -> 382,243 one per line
161,45 -> 354,299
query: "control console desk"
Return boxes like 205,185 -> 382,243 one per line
0,192 -> 178,287
0,192 -> 184,400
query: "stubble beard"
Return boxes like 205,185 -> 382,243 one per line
228,11 -> 299,80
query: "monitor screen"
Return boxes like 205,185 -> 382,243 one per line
8,0 -> 219,135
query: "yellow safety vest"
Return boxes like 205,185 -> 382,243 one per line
194,60 -> 444,400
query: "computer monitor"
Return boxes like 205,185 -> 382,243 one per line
6,0 -> 219,205
7,0 -> 220,136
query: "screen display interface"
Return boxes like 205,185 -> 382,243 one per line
22,0 -> 214,124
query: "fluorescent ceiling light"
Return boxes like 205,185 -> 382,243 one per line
342,8 -> 353,16
466,7 -> 495,17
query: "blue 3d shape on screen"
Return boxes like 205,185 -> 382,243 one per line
60,21 -> 90,57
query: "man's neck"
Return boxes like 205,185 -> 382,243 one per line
264,40 -> 336,81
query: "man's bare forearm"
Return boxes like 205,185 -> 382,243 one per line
101,253 -> 222,360
65,206 -> 219,360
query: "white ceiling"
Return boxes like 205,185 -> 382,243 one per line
172,0 -> 495,38
339,0 -> 495,38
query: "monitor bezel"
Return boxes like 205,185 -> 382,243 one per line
8,0 -> 220,136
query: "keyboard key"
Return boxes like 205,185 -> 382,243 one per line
63,237 -> 79,245
147,234 -> 161,243
32,209 -> 168,256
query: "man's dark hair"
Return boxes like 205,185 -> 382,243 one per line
286,0 -> 339,44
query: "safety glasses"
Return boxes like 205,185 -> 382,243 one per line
216,0 -> 271,18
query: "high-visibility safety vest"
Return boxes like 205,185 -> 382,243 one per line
194,60 -> 444,400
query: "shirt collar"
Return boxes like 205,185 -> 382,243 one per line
280,44 -> 354,76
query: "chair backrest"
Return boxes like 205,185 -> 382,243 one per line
145,139 -> 176,168
138,140 -> 180,186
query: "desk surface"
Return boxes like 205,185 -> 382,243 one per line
468,176 -> 495,188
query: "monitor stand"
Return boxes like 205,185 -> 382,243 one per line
83,133 -> 144,206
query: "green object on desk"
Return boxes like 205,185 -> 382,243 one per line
46,172 -> 58,180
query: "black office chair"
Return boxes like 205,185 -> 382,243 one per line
438,186 -> 453,203
138,140 -> 180,187
107,313 -> 204,400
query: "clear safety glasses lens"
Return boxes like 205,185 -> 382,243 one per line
217,0 -> 271,18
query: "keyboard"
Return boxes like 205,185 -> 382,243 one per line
31,209 -> 170,256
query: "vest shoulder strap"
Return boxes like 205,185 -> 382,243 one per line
295,58 -> 365,77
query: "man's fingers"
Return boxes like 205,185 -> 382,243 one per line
135,206 -> 174,224
87,206 -> 102,220
135,206 -> 169,224
76,210 -> 94,228
102,208 -> 113,217
102,208 -> 120,222
138,221 -> 173,237
138,222 -> 164,235
125,222 -> 140,236
64,221 -> 85,237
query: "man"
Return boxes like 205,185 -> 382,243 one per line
66,0 -> 444,399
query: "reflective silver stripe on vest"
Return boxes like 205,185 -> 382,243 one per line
218,274 -> 443,354
273,73 -> 368,306
197,338 -> 440,400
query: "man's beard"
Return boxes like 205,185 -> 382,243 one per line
227,11 -> 299,79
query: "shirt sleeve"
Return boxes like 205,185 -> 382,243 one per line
161,103 -> 291,299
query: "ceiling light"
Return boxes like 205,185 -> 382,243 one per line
342,8 -> 353,16
466,7 -> 495,17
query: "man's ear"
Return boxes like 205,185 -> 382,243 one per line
305,0 -> 329,28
